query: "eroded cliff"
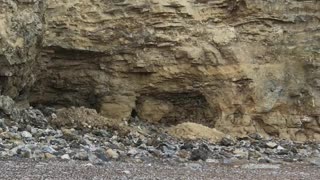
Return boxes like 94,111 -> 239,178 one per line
1,0 -> 320,141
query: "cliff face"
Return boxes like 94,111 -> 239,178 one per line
0,0 -> 43,104
1,0 -> 320,141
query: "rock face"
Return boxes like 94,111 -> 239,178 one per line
0,0 -> 43,102
1,0 -> 320,141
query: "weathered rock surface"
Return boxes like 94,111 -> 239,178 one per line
1,0 -> 320,141
168,122 -> 225,142
0,0 -> 43,101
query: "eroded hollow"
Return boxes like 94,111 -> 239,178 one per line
136,92 -> 219,127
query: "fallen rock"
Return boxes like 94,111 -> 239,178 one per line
106,149 -> 119,159
266,142 -> 278,149
21,131 -> 32,139
0,96 -> 15,115
206,159 -> 219,163
220,136 -> 235,146
127,148 -> 139,156
233,149 -> 249,159
190,144 -> 210,161
309,158 -> 320,167
74,151 -> 89,161
61,154 -> 71,160
44,153 -> 56,159
19,108 -> 48,128
168,122 -> 225,142
51,107 -> 129,134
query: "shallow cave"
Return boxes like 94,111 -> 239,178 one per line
138,92 -> 220,128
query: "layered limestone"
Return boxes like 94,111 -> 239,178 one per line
1,0 -> 320,141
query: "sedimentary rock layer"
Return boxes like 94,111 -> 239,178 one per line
1,0 -> 320,141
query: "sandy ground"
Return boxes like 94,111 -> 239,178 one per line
0,159 -> 319,180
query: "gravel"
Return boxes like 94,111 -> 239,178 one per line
0,159 -> 319,180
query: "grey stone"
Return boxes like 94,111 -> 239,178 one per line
128,148 -> 139,156
74,151 -> 89,161
106,149 -> 119,159
61,154 -> 71,160
266,142 -> 278,148
206,159 -> 219,163
249,133 -> 263,140
309,158 -> 320,167
0,96 -> 15,115
41,146 -> 57,154
220,137 -> 235,146
186,163 -> 202,170
190,145 -> 210,161
0,119 -> 7,129
17,147 -> 32,158
21,131 -> 32,139
20,108 -> 48,128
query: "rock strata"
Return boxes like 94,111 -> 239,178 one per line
1,0 -> 320,141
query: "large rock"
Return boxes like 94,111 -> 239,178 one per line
0,96 -> 15,115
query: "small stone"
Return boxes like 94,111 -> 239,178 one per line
0,119 -> 7,129
30,127 -> 38,134
177,150 -> 190,159
258,157 -> 271,163
266,142 -> 278,148
41,146 -> 57,154
8,132 -> 21,140
309,158 -> 320,166
21,131 -> 32,139
0,96 -> 15,115
233,149 -> 249,159
180,142 -> 194,151
161,146 -> 175,157
249,133 -> 263,140
190,145 -> 210,161
249,150 -> 262,159
220,136 -> 235,146
17,147 -> 32,158
74,151 -> 89,161
206,159 -> 219,163
276,147 -> 289,155
106,149 -> 119,159
277,145 -> 285,150
61,154 -> 71,160
122,170 -> 131,175
128,148 -> 139,156
84,163 -> 94,167
88,153 -> 104,165
44,153 -> 56,159
61,128 -> 78,141
93,149 -> 109,162
222,158 -> 234,164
